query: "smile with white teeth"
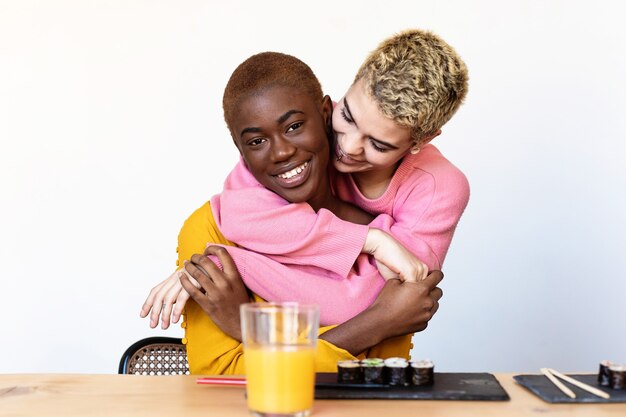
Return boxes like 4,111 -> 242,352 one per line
276,161 -> 309,179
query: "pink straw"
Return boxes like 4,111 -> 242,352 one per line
196,377 -> 247,386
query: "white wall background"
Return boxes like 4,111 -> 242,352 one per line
1,0 -> 625,374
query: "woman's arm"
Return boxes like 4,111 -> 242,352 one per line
337,148 -> 471,272
319,271 -> 443,355
139,199 -> 386,329
183,245 -> 444,358
218,160 -> 428,281
180,246 -> 251,341
177,203 -> 441,374
362,228 -> 429,282
143,151 -> 466,329
204,243 -> 385,325
174,204 -> 422,374
215,159 -> 370,278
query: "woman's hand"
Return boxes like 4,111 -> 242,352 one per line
363,228 -> 429,282
369,271 -> 443,336
140,269 -> 197,329
180,245 -> 252,341
320,270 -> 444,356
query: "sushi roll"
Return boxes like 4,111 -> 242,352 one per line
608,364 -> 626,390
384,357 -> 409,386
598,360 -> 613,387
361,358 -> 385,384
337,360 -> 362,384
410,359 -> 435,386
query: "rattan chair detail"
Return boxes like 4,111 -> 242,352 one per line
118,337 -> 189,375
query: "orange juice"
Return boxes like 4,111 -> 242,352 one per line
245,345 -> 316,415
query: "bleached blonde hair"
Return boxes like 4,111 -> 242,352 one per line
355,29 -> 468,142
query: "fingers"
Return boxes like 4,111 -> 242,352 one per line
422,270 -> 444,288
419,286 -> 442,311
415,322 -> 428,332
142,269 -> 189,328
140,286 -> 159,318
382,277 -> 403,289
189,253 -> 227,287
430,286 -> 443,302
405,262 -> 428,282
140,280 -> 167,318
414,294 -> 439,334
185,258 -> 214,287
172,290 -> 190,324
400,268 -> 418,283
430,299 -> 440,316
160,275 -> 188,328
159,272 -> 186,328
397,260 -> 429,283
204,246 -> 238,278
185,253 -> 242,305
417,262 -> 429,281
425,287 -> 442,322
142,263 -> 217,329
180,271 -> 207,302
147,272 -> 180,328
160,300 -> 174,330
179,266 -> 201,289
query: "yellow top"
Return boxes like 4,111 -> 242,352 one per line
178,201 -> 413,374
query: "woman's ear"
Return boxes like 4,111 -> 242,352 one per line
410,130 -> 442,154
321,95 -> 333,131
421,129 -> 442,146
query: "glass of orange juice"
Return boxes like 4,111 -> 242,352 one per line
241,302 -> 319,417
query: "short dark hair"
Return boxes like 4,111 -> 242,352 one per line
222,52 -> 324,134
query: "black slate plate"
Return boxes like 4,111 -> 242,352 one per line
513,374 -> 625,403
314,372 -> 509,400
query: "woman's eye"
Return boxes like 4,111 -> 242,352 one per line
248,137 -> 266,146
340,108 -> 354,124
369,139 -> 389,153
287,122 -> 303,132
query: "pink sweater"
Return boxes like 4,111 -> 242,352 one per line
210,144 -> 469,325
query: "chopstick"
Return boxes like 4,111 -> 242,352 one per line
197,377 -> 246,386
546,368 -> 610,399
540,368 -> 576,399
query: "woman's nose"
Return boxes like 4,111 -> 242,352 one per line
270,136 -> 297,161
341,131 -> 363,156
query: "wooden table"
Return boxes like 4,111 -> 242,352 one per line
1,373 -> 624,416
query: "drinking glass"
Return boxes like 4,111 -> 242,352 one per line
241,302 -> 320,417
